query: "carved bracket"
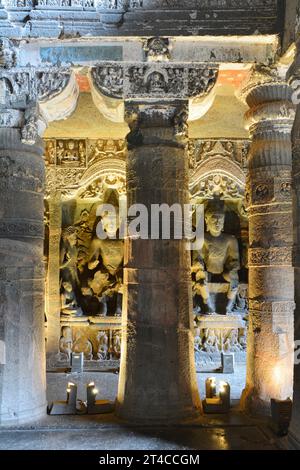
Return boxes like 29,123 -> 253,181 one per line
91,62 -> 218,100
0,68 -> 72,110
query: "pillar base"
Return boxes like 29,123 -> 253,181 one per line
115,400 -> 202,425
240,386 -> 271,417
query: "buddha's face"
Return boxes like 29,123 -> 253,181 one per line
101,212 -> 118,237
205,212 -> 224,237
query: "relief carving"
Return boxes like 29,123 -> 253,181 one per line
143,37 -> 170,62
91,63 -> 218,99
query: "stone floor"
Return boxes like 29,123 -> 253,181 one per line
46,366 -> 247,406
0,366 -> 285,450
0,419 -> 279,450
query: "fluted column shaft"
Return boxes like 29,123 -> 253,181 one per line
0,128 -> 46,424
116,102 -> 201,423
241,76 -> 296,415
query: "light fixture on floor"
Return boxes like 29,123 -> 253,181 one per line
202,378 -> 231,414
86,382 -> 114,414
48,382 -> 78,415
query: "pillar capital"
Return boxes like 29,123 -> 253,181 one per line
0,67 -> 73,144
242,64 -> 293,107
125,100 -> 189,148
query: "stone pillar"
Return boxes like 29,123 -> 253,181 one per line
116,102 -> 202,423
241,68 -> 296,415
45,191 -> 62,365
0,127 -> 46,424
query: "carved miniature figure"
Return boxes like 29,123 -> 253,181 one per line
46,140 -> 56,165
89,139 -> 106,164
203,328 -> 220,353
144,37 -> 170,62
96,331 -> 109,360
72,331 -> 93,360
223,329 -> 243,352
147,71 -> 166,93
60,281 -> 83,316
56,140 -> 65,164
112,331 -> 121,358
62,140 -> 79,165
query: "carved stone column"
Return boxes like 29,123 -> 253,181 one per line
116,102 -> 201,423
0,127 -> 46,424
0,66 -> 72,424
90,62 -> 218,423
241,67 -> 296,415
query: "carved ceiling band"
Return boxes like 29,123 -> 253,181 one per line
90,63 -> 219,100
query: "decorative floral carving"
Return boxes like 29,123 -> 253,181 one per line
45,167 -> 85,197
191,174 -> 243,200
79,174 -> 126,199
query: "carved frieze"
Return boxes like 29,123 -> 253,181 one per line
0,0 -> 281,38
91,63 -> 218,100
45,138 -> 87,167
37,0 -> 94,6
0,220 -> 44,239
36,71 -> 71,102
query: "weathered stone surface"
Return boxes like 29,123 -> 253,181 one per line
0,129 -> 46,424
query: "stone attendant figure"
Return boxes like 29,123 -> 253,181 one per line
60,226 -> 79,289
192,199 -> 240,314
59,326 -> 73,360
